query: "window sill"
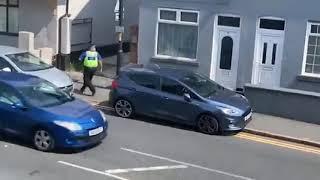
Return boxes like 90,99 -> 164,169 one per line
0,32 -> 18,36
297,75 -> 320,83
151,56 -> 199,67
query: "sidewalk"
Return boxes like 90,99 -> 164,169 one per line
245,114 -> 320,147
69,72 -> 320,147
68,71 -> 111,105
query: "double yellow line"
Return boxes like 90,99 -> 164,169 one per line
236,133 -> 320,155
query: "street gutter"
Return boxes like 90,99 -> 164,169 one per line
243,128 -> 320,148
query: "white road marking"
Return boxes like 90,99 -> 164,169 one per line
58,161 -> 128,180
105,165 -> 188,174
121,148 -> 255,180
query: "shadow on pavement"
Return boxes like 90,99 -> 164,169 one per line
0,133 -> 34,149
73,89 -> 93,97
73,80 -> 112,90
96,101 -> 239,137
0,132 -> 102,154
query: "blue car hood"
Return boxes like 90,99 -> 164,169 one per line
41,99 -> 100,123
207,89 -> 251,111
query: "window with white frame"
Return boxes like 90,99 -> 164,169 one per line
0,0 -> 19,34
303,22 -> 320,76
156,8 -> 199,60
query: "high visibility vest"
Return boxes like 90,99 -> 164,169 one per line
83,51 -> 99,68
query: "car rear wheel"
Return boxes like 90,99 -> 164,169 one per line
197,114 -> 219,135
33,129 -> 55,152
114,99 -> 134,118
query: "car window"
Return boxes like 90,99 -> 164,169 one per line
0,57 -> 15,72
6,52 -> 53,72
128,73 -> 160,90
161,77 -> 186,96
180,72 -> 224,98
18,81 -> 74,107
0,84 -> 22,106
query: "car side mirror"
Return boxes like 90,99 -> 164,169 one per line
1,67 -> 11,72
184,93 -> 192,102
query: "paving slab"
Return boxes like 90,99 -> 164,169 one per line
245,113 -> 320,147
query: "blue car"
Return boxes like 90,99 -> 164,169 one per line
0,72 -> 107,151
109,65 -> 252,135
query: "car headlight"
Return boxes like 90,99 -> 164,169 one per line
54,121 -> 82,131
99,110 -> 107,122
217,106 -> 242,116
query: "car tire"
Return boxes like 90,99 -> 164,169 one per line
114,99 -> 134,118
33,129 -> 55,152
197,114 -> 220,135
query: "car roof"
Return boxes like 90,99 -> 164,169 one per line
0,72 -> 42,87
0,46 -> 26,56
121,64 -> 191,80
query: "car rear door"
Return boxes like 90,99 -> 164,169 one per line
0,84 -> 32,136
158,77 -> 200,124
126,72 -> 163,117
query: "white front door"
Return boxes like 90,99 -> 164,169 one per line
256,34 -> 284,87
215,30 -> 240,90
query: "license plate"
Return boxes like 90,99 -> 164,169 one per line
245,112 -> 252,121
89,127 -> 103,136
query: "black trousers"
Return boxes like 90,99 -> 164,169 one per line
81,67 -> 97,94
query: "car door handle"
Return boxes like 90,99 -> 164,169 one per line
162,96 -> 169,100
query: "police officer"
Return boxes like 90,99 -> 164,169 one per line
79,45 -> 103,96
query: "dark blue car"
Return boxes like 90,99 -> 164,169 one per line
0,72 -> 107,151
109,65 -> 252,135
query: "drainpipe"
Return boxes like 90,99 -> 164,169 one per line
57,0 -> 70,70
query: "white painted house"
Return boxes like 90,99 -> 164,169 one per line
0,0 -> 141,54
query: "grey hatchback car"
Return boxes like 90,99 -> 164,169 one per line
109,65 -> 252,134
0,46 -> 73,94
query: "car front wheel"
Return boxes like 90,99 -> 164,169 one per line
114,99 -> 134,118
33,129 -> 55,152
197,114 -> 220,135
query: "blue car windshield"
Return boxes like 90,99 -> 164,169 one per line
19,81 -> 74,107
6,52 -> 53,72
180,73 -> 224,98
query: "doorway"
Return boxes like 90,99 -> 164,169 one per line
252,17 -> 285,87
211,15 -> 241,90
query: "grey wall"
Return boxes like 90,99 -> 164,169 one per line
20,0 -> 57,51
139,0 -> 320,92
0,35 -> 18,47
69,0 -> 141,51
1,0 -> 141,53
0,0 -> 57,51
245,84 -> 320,125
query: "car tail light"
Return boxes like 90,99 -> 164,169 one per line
111,80 -> 119,89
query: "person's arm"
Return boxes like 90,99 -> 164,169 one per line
79,52 -> 86,63
98,53 -> 103,72
99,61 -> 103,72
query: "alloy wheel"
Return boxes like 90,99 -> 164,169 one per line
197,115 -> 219,135
34,130 -> 54,151
115,99 -> 133,118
